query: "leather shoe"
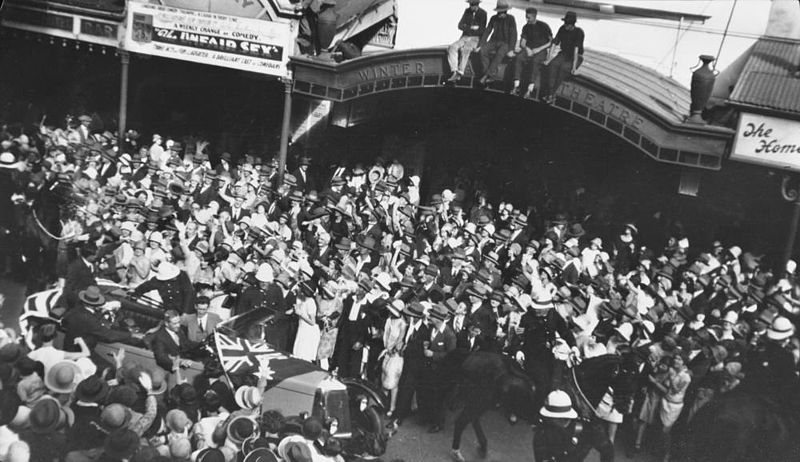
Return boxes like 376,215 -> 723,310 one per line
428,425 -> 443,433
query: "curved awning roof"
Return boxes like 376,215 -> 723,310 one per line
291,47 -> 734,170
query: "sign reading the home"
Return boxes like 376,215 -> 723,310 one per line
731,112 -> 800,171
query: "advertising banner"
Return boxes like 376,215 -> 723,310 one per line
731,112 -> 800,171
124,2 -> 292,77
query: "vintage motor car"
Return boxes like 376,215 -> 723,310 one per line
20,280 -> 390,457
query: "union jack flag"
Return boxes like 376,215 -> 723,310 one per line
214,331 -> 285,376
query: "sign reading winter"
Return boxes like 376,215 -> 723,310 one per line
732,112 -> 800,171
124,2 -> 292,77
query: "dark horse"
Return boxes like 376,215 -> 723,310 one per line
685,386 -> 800,462
443,350 -> 641,461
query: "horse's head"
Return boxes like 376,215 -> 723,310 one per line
575,350 -> 643,411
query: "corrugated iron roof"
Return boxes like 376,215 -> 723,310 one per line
574,48 -> 692,124
729,37 -> 800,115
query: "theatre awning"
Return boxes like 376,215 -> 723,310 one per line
729,37 -> 800,119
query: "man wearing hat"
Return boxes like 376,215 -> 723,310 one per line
748,316 -> 798,396
446,0 -> 487,82
533,390 -> 597,462
130,261 -> 196,314
512,294 -> 575,408
292,156 -> 315,194
477,0 -> 517,85
335,280 -> 376,378
542,10 -> 585,103
61,242 -> 99,309
393,301 -> 430,427
62,286 -> 134,350
419,303 -> 456,433
235,263 -> 291,349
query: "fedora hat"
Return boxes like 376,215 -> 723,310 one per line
494,0 -> 510,11
387,299 -> 405,317
404,301 -> 425,318
45,360 -> 82,394
429,303 -> 450,321
227,415 -> 257,447
30,397 -> 70,434
104,429 -> 140,460
357,235 -> 377,252
75,375 -> 110,403
78,285 -> 106,307
540,390 -> 577,419
566,223 -> 586,239
197,448 -> 228,462
562,10 -> 577,23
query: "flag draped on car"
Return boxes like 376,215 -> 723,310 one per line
214,330 -> 321,383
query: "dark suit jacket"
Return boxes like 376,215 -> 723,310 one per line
429,325 -> 457,364
62,306 -> 132,351
63,258 -> 96,307
181,312 -> 222,343
456,330 -> 485,352
131,271 -> 196,314
151,326 -> 193,372
339,297 -> 373,349
402,321 -> 431,372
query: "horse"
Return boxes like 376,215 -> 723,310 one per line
685,387 -> 800,462
444,350 -> 642,462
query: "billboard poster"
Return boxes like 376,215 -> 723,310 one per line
124,2 -> 293,77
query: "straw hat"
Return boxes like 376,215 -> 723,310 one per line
45,360 -> 82,394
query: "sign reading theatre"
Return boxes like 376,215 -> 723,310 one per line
124,2 -> 292,77
732,112 -> 800,171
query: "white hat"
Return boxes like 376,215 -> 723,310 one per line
531,294 -> 553,310
722,310 -> 738,325
156,262 -> 180,281
767,316 -> 795,341
614,322 -> 633,342
442,189 -> 455,202
374,273 -> 392,291
120,221 -> 138,234
148,231 -> 164,245
728,246 -> 742,259
234,385 -> 262,410
787,260 -> 797,275
677,237 -> 690,249
255,263 -> 274,283
540,390 -> 577,419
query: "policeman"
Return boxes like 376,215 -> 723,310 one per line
533,390 -> 582,462
748,316 -> 798,395
514,294 -> 575,409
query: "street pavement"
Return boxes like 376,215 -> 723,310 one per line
382,409 -> 660,462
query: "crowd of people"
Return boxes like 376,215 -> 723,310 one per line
0,109 -> 798,462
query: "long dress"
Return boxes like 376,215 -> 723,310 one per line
316,295 -> 343,361
292,297 -> 321,361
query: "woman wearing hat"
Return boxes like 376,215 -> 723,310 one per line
381,299 -> 408,418
292,280 -> 321,362
316,281 -> 343,371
